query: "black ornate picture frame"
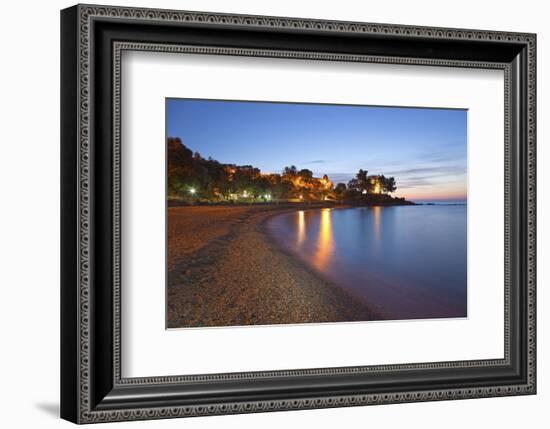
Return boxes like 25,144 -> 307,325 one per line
61,4 -> 536,424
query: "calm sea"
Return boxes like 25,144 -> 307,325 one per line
267,205 -> 467,320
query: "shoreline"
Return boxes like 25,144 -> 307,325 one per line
258,207 -> 385,318
167,204 -> 380,328
167,197 -> 415,208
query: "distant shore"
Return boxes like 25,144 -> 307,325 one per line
167,195 -> 415,208
167,204 -> 380,328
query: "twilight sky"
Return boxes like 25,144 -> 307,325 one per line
166,98 -> 467,202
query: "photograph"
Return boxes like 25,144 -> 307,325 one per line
166,99 -> 468,328
56,3 -> 537,424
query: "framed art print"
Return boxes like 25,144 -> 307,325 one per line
61,4 -> 536,424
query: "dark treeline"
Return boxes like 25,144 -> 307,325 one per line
167,137 -> 410,205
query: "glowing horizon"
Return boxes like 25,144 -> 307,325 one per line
167,98 -> 467,202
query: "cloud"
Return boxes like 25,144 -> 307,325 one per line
385,165 -> 465,176
397,180 -> 433,189
304,159 -> 326,164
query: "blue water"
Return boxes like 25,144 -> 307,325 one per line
267,206 -> 467,320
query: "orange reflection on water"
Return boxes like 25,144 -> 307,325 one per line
313,208 -> 334,269
297,210 -> 305,245
373,206 -> 382,243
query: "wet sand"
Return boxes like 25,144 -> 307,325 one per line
167,205 -> 378,328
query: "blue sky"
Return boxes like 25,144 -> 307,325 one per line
166,98 -> 467,202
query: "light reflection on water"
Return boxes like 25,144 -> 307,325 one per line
267,206 -> 467,320
297,210 -> 305,246
313,209 -> 334,270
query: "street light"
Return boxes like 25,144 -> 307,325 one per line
189,187 -> 196,195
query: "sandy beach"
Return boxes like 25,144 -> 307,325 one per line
167,204 -> 378,328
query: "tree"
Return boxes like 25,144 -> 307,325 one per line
347,178 -> 360,191
167,137 -> 195,197
271,175 -> 292,201
382,176 -> 397,194
166,137 -> 400,204
334,183 -> 347,200
233,168 -> 256,196
347,169 -> 369,193
298,168 -> 313,179
356,169 -> 368,186
282,165 -> 298,178
321,174 -> 333,189
335,183 -> 346,193
203,158 -> 229,197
